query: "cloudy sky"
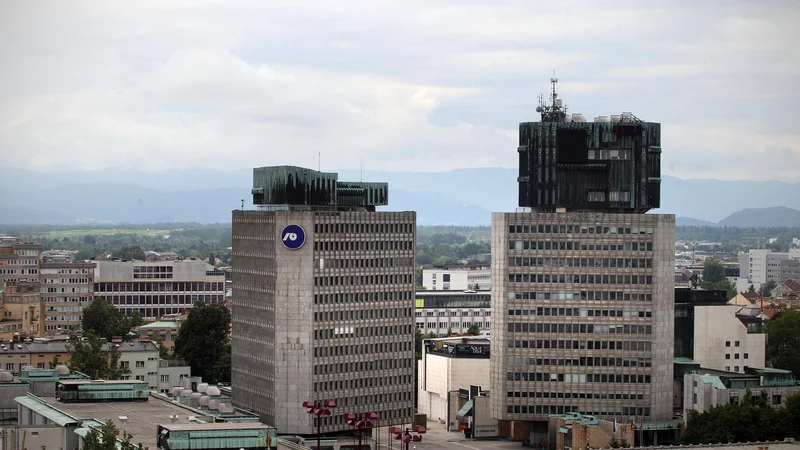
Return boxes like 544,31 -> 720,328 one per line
0,0 -> 798,181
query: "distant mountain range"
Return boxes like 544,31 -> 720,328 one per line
0,167 -> 798,226
676,207 -> 800,227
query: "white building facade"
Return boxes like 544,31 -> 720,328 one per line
417,337 -> 490,424
691,304 -> 765,373
415,291 -> 491,335
422,266 -> 491,291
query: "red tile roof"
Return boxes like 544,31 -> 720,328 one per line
781,280 -> 800,293
742,291 -> 763,301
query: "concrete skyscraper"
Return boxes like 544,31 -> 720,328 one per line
490,80 -> 675,439
231,166 -> 416,435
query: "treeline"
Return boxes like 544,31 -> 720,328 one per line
676,226 -> 800,251
416,228 -> 491,266
0,222 -> 231,233
681,390 -> 800,444
28,228 -> 232,261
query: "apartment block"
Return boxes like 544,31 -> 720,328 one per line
94,260 -> 225,318
0,237 -> 42,285
40,261 -> 95,332
232,166 -> 416,435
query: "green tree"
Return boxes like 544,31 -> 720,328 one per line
760,279 -> 777,297
153,335 -> 170,359
67,333 -> 131,380
48,355 -> 60,369
466,324 -> 481,336
126,309 -> 145,329
83,420 -> 120,450
82,298 -> 128,341
174,302 -> 230,383
766,310 -> 800,377
211,343 -> 232,383
702,259 -> 727,283
115,245 -> 146,261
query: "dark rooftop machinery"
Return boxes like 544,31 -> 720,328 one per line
517,78 -> 662,213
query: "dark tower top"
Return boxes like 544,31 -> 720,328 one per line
517,79 -> 662,213
251,166 -> 388,210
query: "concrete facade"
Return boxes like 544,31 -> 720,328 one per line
490,212 -> 675,425
691,305 -> 765,373
743,249 -> 795,286
94,260 -> 225,319
0,238 -> 42,286
232,209 -> 416,435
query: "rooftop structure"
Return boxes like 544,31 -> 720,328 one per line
251,165 -> 388,209
517,78 -> 661,213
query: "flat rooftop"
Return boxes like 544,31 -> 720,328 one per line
41,394 -> 214,449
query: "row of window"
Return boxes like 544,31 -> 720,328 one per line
507,323 -> 653,336
509,273 -> 654,285
42,296 -> 91,303
314,274 -> 413,287
509,257 -> 653,269
101,294 -> 223,305
420,310 -> 489,317
420,322 -> 489,329
41,278 -> 91,284
725,353 -> 749,360
511,291 -> 653,302
313,341 -> 412,361
508,391 -> 645,401
508,224 -> 655,235
96,282 -> 224,293
508,307 -> 651,318
314,222 -> 413,235
508,371 -> 652,384
313,291 -> 413,305
316,256 -> 414,270
314,240 -> 413,252
313,308 -> 412,324
42,287 -> 90,293
117,307 -> 191,317
506,404 -> 650,418
44,268 -> 91,274
507,339 -> 653,352
311,357 -> 409,373
509,240 -> 654,252
508,355 -> 652,368
313,323 -> 413,340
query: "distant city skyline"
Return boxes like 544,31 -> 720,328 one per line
1,1 -> 798,182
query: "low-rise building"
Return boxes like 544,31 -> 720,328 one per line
94,260 -> 225,319
549,412 -> 636,450
422,265 -> 491,291
415,291 -> 491,336
416,336 -> 490,429
0,281 -> 44,339
137,319 -> 181,352
674,288 -> 765,373
683,367 -> 800,424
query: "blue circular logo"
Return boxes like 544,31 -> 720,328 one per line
281,224 -> 306,250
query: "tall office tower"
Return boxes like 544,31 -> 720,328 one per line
490,80 -> 675,436
232,166 -> 416,435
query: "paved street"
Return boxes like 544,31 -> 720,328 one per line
372,421 -> 528,450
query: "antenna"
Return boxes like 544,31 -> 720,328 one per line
318,152 -> 321,172
240,199 -> 244,211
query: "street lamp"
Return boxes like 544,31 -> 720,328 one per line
344,412 -> 378,449
302,400 -> 337,450
391,424 -> 426,450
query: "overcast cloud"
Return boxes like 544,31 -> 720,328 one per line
0,0 -> 798,181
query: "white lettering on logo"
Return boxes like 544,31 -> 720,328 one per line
283,232 -> 298,242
